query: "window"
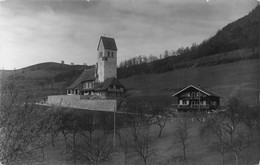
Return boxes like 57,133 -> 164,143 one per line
211,101 -> 216,106
99,52 -> 103,58
183,100 -> 187,105
108,51 -> 110,57
192,92 -> 196,98
111,52 -> 114,58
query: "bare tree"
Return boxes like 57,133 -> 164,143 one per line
200,116 -> 228,165
150,102 -> 170,138
200,97 -> 251,165
223,98 -> 250,165
80,112 -> 98,141
209,142 -> 228,165
119,130 -> 132,165
99,112 -> 123,141
0,78 -> 60,164
78,137 -> 113,165
59,111 -> 73,149
125,100 -> 152,143
134,128 -> 156,165
230,132 -> 250,165
62,113 -> 81,165
173,118 -> 191,160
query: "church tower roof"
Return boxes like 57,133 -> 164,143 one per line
97,36 -> 118,51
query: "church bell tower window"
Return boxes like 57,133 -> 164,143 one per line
99,51 -> 103,58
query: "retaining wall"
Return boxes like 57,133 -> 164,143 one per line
47,95 -> 117,112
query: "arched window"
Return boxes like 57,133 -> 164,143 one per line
99,52 -> 103,58
192,92 -> 196,98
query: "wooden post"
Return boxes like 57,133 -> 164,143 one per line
113,106 -> 116,148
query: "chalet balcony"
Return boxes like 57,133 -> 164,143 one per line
172,104 -> 213,111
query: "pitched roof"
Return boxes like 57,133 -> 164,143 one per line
67,68 -> 95,89
97,36 -> 117,51
172,85 -> 220,97
94,77 -> 125,91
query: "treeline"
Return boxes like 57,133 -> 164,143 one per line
118,6 -> 260,78
118,47 -> 259,78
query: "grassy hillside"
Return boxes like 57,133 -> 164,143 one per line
120,59 -> 260,105
1,58 -> 259,105
0,62 -> 93,101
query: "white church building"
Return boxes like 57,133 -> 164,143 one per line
46,36 -> 125,111
66,36 -> 125,99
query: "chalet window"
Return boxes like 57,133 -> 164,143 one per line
183,100 -> 187,105
111,52 -> 114,57
108,51 -> 110,57
192,92 -> 196,98
211,101 -> 216,106
196,92 -> 200,97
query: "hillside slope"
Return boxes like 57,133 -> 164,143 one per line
1,58 -> 259,105
120,59 -> 260,105
198,5 -> 260,55
118,6 -> 260,78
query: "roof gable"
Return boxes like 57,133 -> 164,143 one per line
97,36 -> 117,51
95,77 -> 125,91
172,85 -> 220,97
68,68 -> 96,89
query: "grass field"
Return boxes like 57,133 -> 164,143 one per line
1,58 -> 259,105
120,59 -> 260,105
42,115 -> 260,165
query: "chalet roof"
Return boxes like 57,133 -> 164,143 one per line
172,85 -> 220,97
97,36 -> 117,51
67,68 -> 95,89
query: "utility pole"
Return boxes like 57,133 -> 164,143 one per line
199,90 -> 201,112
113,106 -> 116,148
257,0 -> 260,105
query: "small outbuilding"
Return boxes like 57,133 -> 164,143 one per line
172,85 -> 220,112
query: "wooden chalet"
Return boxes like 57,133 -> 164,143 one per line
172,85 -> 220,112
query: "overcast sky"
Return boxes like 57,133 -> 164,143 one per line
0,0 -> 257,70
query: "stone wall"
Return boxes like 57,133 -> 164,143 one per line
47,95 -> 117,112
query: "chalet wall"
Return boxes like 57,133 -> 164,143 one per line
47,95 -> 117,112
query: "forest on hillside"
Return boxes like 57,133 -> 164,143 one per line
118,6 -> 260,78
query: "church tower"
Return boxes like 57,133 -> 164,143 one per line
96,36 -> 117,82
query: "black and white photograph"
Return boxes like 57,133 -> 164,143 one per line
0,0 -> 259,164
